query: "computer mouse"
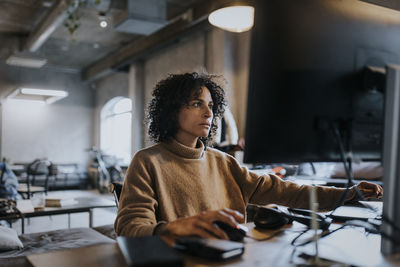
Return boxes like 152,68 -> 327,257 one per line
253,207 -> 290,229
213,221 -> 248,241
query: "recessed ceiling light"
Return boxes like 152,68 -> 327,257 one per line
100,20 -> 108,28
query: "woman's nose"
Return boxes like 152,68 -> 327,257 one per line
203,106 -> 212,118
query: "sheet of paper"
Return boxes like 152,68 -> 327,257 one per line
17,199 -> 34,213
359,201 -> 383,214
299,228 -> 385,266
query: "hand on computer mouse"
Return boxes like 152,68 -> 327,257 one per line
356,181 -> 383,199
160,208 -> 244,240
213,221 -> 248,241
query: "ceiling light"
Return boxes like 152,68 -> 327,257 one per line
98,11 -> 108,28
208,5 -> 254,33
6,55 -> 47,68
20,88 -> 68,97
7,88 -> 68,104
100,20 -> 108,28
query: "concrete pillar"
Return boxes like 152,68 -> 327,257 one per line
129,62 -> 145,154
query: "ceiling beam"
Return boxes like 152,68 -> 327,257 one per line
361,0 -> 400,10
25,0 -> 75,52
82,0 -> 225,81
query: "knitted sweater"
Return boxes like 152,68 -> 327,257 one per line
115,138 -> 347,237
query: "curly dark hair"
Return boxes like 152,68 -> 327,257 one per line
147,72 -> 226,146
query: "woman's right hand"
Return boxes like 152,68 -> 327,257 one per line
160,208 -> 244,240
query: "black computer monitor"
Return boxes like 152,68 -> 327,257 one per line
381,64 -> 400,254
243,0 -> 400,254
244,0 -> 400,164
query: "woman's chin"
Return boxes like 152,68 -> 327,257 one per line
199,131 -> 210,138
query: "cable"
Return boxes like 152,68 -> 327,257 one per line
328,122 -> 367,215
291,225 -> 346,248
328,122 -> 400,246
288,225 -> 346,264
310,162 -> 316,175
290,229 -> 309,246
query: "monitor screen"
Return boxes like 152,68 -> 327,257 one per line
244,0 -> 400,164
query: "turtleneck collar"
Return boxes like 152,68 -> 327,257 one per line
162,138 -> 205,159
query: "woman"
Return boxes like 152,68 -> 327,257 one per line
115,72 -> 382,239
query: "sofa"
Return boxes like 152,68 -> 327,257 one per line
15,162 -> 90,191
0,224 -> 116,267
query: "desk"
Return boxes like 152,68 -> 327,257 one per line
290,175 -> 383,187
0,196 -> 115,233
249,168 -> 383,187
26,222 -> 400,267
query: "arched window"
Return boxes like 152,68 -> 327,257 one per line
100,97 -> 132,164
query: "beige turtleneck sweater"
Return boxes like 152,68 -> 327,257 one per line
115,139 -> 348,237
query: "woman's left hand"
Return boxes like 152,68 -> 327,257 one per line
356,181 -> 383,199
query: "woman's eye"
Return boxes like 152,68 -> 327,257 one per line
193,102 -> 201,107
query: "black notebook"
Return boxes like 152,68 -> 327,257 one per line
175,237 -> 245,261
117,236 -> 183,267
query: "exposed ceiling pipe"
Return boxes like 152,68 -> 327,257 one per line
85,0 -> 112,11
113,0 -> 168,35
25,0 -> 77,52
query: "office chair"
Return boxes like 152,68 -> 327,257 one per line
17,159 -> 53,199
109,182 -> 122,207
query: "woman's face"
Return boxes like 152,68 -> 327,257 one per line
175,86 -> 214,147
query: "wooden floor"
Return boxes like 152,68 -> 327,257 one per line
5,190 -> 117,234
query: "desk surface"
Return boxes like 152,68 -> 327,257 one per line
26,222 -> 400,267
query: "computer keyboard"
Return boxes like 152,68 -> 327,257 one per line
330,201 -> 382,221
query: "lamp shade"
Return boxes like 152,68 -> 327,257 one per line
208,5 -> 254,33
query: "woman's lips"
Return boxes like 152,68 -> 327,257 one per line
200,123 -> 211,128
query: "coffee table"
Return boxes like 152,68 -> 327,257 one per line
0,195 -> 115,233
